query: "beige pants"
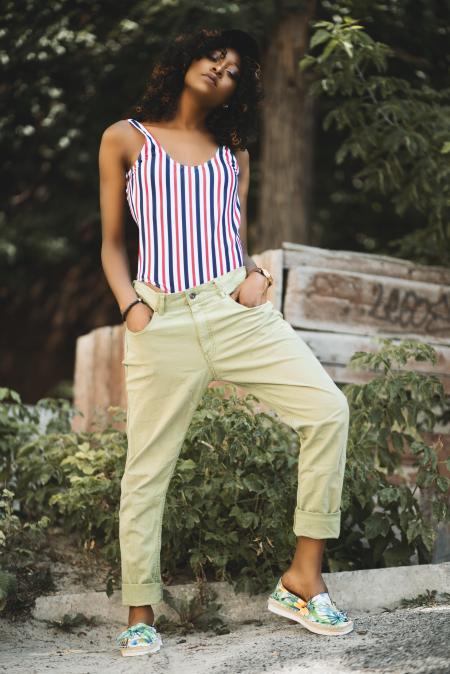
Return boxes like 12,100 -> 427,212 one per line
120,264 -> 349,606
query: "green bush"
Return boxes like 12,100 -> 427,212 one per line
4,339 -> 449,597
0,487 -> 52,613
336,338 -> 450,571
0,386 -> 76,493
15,411 -> 126,567
161,385 -> 299,595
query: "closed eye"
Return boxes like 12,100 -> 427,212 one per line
207,53 -> 240,80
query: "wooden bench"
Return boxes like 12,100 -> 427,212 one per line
73,242 -> 450,430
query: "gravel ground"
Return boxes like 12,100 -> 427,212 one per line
1,602 -> 449,674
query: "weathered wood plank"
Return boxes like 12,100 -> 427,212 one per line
72,325 -> 127,432
283,242 -> 450,285
294,329 -> 450,393
284,266 -> 450,343
72,332 -> 94,432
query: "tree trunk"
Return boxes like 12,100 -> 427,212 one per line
255,4 -> 316,253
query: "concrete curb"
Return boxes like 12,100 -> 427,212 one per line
32,561 -> 450,625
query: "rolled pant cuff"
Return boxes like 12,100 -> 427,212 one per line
293,507 -> 341,539
121,582 -> 163,607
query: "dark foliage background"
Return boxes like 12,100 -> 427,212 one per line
1,0 -> 449,401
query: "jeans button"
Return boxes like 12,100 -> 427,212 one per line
189,292 -> 196,299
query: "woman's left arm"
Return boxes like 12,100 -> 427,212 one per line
236,149 -> 257,274
234,149 -> 271,305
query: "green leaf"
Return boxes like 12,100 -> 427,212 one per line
364,513 -> 391,539
310,29 -> 331,50
299,55 -> 317,71
320,38 -> 338,62
178,459 -> 196,472
341,39 -> 354,58
436,476 -> 449,494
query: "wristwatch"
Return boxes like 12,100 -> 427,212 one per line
247,266 -> 274,287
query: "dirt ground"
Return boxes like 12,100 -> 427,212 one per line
1,599 -> 449,674
2,529 -> 449,672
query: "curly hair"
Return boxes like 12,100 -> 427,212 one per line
128,28 -> 264,151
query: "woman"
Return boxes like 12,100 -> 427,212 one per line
98,27 -> 353,657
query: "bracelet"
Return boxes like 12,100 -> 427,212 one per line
246,266 -> 274,287
122,297 -> 144,322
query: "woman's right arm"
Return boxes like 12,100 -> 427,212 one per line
98,123 -> 152,327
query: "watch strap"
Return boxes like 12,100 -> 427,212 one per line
247,266 -> 273,286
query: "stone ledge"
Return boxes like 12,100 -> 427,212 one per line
32,562 -> 450,625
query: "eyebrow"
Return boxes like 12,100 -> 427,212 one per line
213,49 -> 241,69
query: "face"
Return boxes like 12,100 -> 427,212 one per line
185,45 -> 242,107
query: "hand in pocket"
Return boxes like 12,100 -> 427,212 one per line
230,273 -> 269,307
126,302 -> 154,333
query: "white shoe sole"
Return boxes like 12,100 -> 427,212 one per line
267,597 -> 354,636
119,637 -> 163,656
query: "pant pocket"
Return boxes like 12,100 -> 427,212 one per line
224,291 -> 270,311
126,281 -> 161,336
125,308 -> 159,336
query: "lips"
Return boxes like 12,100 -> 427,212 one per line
203,73 -> 218,86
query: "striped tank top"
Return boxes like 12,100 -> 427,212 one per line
125,118 -> 244,293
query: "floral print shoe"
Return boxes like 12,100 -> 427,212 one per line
267,576 -> 354,636
115,621 -> 163,656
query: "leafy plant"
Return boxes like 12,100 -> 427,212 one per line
6,338 -> 449,600
0,387 -> 40,486
45,612 -> 101,632
399,589 -> 450,609
301,15 -> 450,264
16,409 -> 127,570
0,487 -> 53,615
0,570 -> 17,612
0,385 -> 80,492
155,581 -> 230,636
331,338 -> 450,571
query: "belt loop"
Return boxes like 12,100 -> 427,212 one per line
213,276 -> 227,298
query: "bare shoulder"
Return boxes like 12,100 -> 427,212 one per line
100,119 -> 131,146
99,120 -> 135,173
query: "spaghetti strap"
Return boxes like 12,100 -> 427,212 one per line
127,118 -> 154,140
